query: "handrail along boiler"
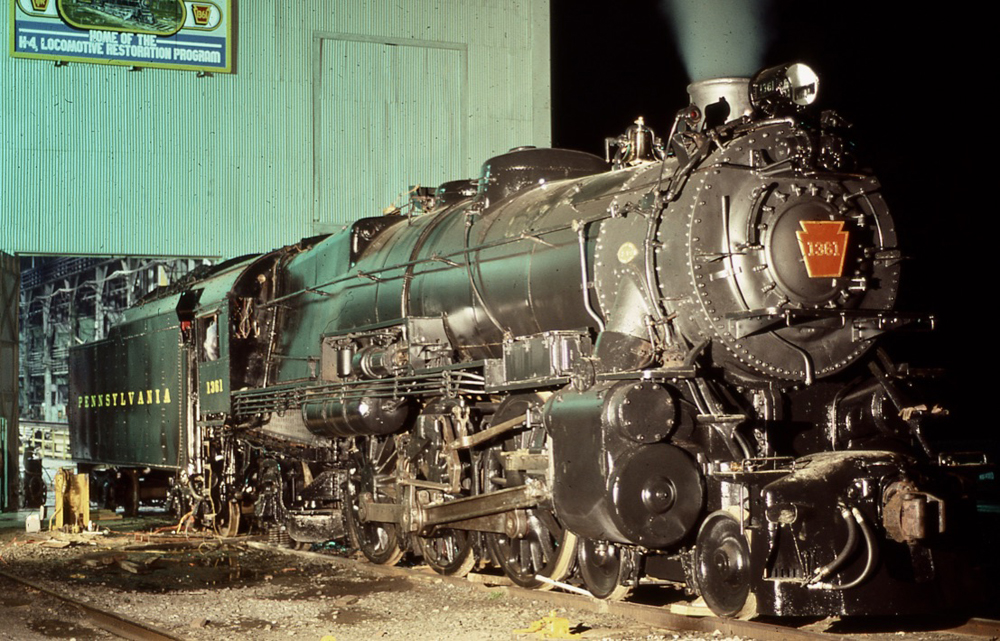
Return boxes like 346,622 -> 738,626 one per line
69,63 -> 988,617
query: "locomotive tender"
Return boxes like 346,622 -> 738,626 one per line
70,63 -> 986,617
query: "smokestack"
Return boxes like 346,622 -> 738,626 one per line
686,77 -> 752,129
683,63 -> 820,130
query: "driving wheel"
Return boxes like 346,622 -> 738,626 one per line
416,528 -> 476,576
407,403 -> 477,576
345,436 -> 405,566
482,394 -> 576,589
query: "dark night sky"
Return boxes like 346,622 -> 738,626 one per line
550,1 -> 986,427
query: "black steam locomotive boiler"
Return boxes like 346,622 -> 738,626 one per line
69,63 -> 989,618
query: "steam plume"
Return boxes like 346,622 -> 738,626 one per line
664,0 -> 771,81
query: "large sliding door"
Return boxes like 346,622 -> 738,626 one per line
314,36 -> 465,227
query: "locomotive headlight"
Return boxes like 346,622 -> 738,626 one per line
749,63 -> 819,115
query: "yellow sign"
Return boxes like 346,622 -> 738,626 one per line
11,0 -> 233,73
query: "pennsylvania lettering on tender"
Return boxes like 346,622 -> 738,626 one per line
79,387 -> 173,409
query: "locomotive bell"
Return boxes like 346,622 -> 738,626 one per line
605,117 -> 663,167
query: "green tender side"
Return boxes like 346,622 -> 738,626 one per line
69,294 -> 186,469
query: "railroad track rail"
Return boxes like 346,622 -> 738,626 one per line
936,618 -> 1000,638
0,568 -> 184,641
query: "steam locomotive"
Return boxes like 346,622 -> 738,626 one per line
69,63 -> 989,618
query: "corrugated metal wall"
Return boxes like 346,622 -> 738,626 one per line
1,1 -> 551,258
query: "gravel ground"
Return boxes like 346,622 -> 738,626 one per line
0,516 -> 725,641
0,515 -> 986,641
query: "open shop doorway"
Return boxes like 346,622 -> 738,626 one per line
9,255 -> 213,518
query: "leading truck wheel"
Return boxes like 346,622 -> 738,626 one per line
578,538 -> 632,600
694,511 -> 755,618
345,436 -> 405,566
